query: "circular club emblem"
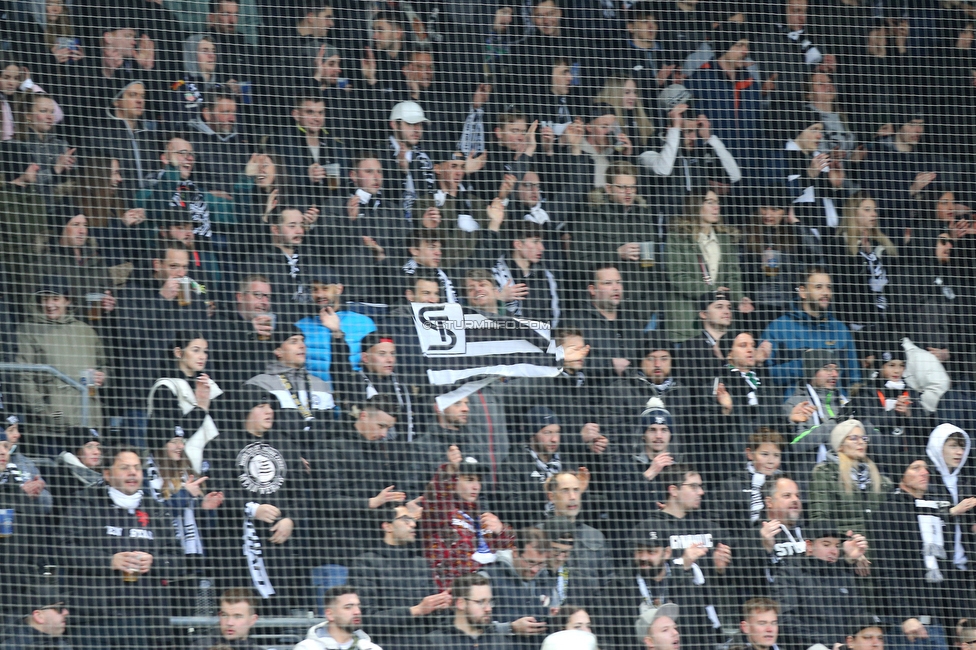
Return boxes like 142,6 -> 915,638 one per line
237,442 -> 286,495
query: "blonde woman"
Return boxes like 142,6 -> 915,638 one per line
829,192 -> 899,332
809,419 -> 892,540
596,75 -> 655,149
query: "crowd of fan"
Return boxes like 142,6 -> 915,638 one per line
3,0 -> 976,649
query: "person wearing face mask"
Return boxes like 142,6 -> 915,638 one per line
926,424 -> 976,620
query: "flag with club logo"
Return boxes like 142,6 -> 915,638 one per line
411,302 -> 563,409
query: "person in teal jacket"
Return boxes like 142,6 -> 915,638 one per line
759,266 -> 860,396
295,267 -> 376,384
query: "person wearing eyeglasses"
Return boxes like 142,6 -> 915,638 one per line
427,573 -> 513,650
809,419 -> 892,546
2,584 -> 71,650
644,463 -> 731,650
349,504 -> 450,650
135,136 -> 231,255
210,274 -> 275,388
483,527 -> 554,648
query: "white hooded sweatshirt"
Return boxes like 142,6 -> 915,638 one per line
294,624 -> 383,650
926,423 -> 972,569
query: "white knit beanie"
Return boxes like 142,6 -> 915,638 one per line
830,419 -> 864,452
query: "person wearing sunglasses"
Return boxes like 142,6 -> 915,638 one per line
4,585 -> 71,649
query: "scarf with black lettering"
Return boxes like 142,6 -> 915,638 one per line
457,107 -> 485,155
913,496 -> 948,583
170,179 -> 212,239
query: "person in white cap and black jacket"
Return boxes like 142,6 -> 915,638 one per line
867,454 -> 956,650
612,399 -> 686,529
385,100 -> 434,223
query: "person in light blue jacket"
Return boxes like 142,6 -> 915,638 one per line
295,266 -> 376,384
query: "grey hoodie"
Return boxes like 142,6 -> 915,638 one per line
926,423 -> 972,568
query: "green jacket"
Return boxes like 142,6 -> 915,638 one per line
663,228 -> 743,341
808,459 -> 892,538
15,307 -> 107,430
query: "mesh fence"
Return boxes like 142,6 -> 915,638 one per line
1,1 -> 975,649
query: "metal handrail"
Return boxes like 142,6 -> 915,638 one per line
171,617 -> 317,628
0,363 -> 90,428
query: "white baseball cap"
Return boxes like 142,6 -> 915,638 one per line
390,101 -> 428,124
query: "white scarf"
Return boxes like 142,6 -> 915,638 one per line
108,486 -> 143,510
147,377 -> 222,474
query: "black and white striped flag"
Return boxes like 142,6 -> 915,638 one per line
411,303 -> 564,409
